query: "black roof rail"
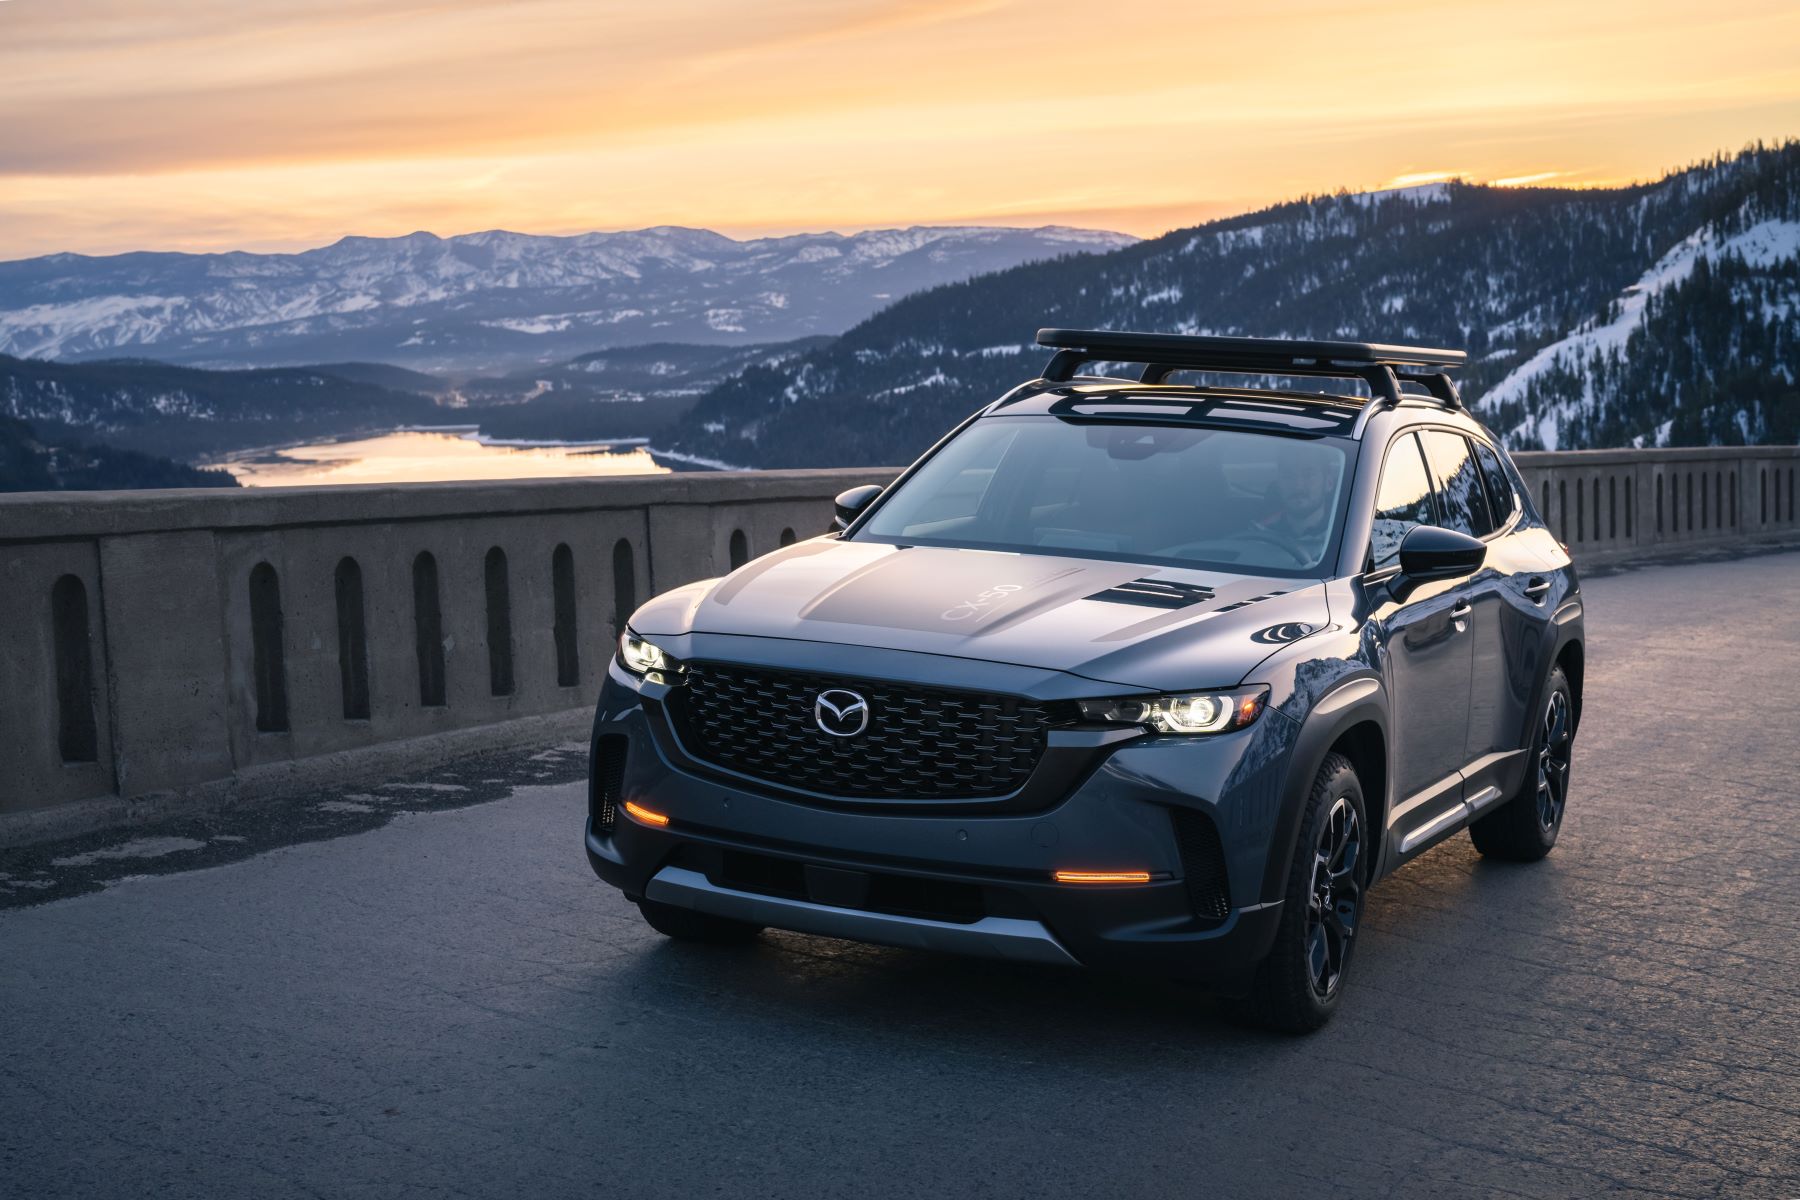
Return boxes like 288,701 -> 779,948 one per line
1033,328 -> 1467,435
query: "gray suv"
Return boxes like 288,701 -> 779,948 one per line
586,329 -> 1584,1032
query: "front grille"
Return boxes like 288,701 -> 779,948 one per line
669,662 -> 1060,800
591,733 -> 626,834
1171,808 -> 1230,926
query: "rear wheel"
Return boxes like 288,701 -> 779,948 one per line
637,898 -> 763,944
1241,753 -> 1367,1034
1470,665 -> 1574,862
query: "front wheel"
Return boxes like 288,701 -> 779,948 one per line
1240,753 -> 1367,1034
1470,665 -> 1575,862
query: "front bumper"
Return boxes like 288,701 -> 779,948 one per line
586,656 -> 1299,984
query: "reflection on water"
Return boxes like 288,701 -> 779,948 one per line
218,428 -> 675,487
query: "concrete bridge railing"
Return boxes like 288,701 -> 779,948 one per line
3,447 -> 1796,844
0,469 -> 889,842
1514,446 -> 1800,567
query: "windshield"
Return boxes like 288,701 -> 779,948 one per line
856,416 -> 1352,576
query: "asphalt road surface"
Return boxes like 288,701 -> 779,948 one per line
4,551 -> 1799,1199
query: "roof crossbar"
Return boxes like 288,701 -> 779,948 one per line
1035,329 -> 1468,435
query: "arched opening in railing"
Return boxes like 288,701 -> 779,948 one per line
611,539 -> 635,638
1625,477 -> 1633,538
1730,471 -> 1737,527
779,527 -> 797,547
1686,471 -> 1695,532
728,529 -> 749,570
552,543 -> 579,688
484,547 -> 514,697
51,574 -> 98,763
1557,480 -> 1567,540
1761,468 -> 1769,524
334,557 -> 371,720
1573,480 -> 1583,543
412,552 -> 446,708
1656,475 -> 1665,534
1608,477 -> 1617,540
249,562 -> 289,733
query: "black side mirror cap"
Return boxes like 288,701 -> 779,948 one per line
1391,525 -> 1486,601
832,484 -> 883,531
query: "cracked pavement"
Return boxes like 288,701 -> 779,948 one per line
2,551 -> 1798,1198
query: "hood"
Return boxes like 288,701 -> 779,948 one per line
630,540 -> 1330,692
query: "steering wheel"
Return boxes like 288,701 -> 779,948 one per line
1224,528 -> 1311,565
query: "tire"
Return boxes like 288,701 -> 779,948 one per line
637,898 -> 764,944
1470,665 -> 1574,863
1240,753 -> 1368,1035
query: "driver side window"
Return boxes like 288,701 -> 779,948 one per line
1370,432 -> 1437,571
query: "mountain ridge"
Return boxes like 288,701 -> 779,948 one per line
0,224 -> 1136,375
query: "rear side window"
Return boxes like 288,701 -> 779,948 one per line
1420,429 -> 1496,538
1370,433 -> 1436,569
1471,439 -> 1517,526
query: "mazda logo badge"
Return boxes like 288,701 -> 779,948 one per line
813,688 -> 870,737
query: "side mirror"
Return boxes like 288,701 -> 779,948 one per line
1391,525 -> 1485,601
832,484 -> 883,531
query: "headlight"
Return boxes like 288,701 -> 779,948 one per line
618,629 -> 680,677
1077,686 -> 1267,735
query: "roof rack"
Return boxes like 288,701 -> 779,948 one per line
1034,328 -> 1467,436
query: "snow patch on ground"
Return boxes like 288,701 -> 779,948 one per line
1345,182 -> 1453,209
51,837 -> 207,868
645,445 -> 744,471
482,316 -> 573,335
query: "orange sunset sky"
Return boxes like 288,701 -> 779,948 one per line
3,0 -> 1799,259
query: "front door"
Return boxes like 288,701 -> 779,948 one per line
1368,432 -> 1471,844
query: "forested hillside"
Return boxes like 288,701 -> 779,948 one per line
0,356 -> 439,460
0,416 -> 237,491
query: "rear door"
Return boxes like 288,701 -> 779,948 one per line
1467,435 -> 1556,799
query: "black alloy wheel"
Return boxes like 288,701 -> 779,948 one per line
1470,664 -> 1576,862
1535,689 -> 1573,833
1306,794 -> 1363,1000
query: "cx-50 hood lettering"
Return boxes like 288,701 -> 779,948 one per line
629,540 -> 1330,691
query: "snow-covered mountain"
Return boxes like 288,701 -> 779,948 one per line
0,225 -> 1135,375
1474,213 -> 1799,449
662,142 -> 1800,468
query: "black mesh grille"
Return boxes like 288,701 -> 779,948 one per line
670,662 -> 1060,800
1171,808 -> 1230,926
592,734 -> 626,834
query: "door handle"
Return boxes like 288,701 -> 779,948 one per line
1449,600 -> 1472,632
1523,577 -> 1551,601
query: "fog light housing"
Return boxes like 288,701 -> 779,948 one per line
623,800 -> 670,827
1053,869 -> 1153,884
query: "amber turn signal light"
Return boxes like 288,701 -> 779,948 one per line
1053,869 -> 1152,884
623,801 -> 671,827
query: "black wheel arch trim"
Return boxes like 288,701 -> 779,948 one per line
1258,674 -> 1389,906
1532,621 -> 1585,741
